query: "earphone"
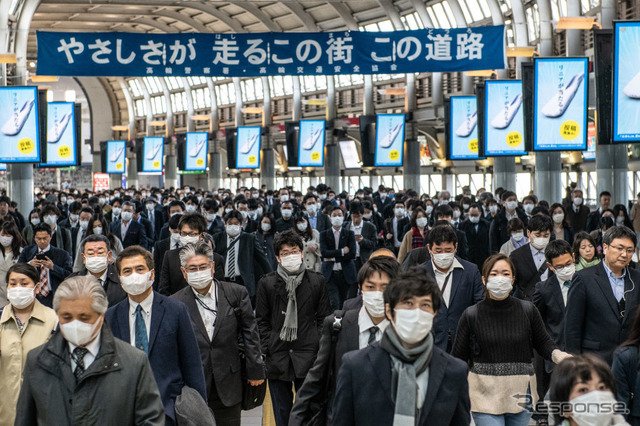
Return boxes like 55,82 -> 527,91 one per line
620,267 -> 635,318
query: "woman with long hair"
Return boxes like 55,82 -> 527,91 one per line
0,219 -> 24,307
293,215 -> 321,272
550,203 -> 575,244
573,231 -> 601,272
255,214 -> 278,270
397,207 -> 429,264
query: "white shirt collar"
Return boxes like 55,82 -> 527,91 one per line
192,282 -> 216,300
431,257 -> 464,274
358,306 -> 389,334
68,329 -> 102,358
38,245 -> 51,252
129,291 -> 154,315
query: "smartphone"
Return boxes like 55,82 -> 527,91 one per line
35,253 -> 47,260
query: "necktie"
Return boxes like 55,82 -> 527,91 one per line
368,326 -> 379,345
72,347 -> 89,382
228,239 -> 237,278
135,305 -> 149,354
39,249 -> 50,297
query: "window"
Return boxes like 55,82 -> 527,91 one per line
134,99 -> 147,117
402,12 -> 424,30
215,82 -> 236,105
151,96 -> 166,114
171,92 -> 187,112
128,79 -> 143,97
193,88 -> 208,109
432,3 -> 453,27
462,0 -> 486,22
187,76 -> 206,86
242,78 -> 264,102
165,77 -> 182,91
144,77 -> 162,94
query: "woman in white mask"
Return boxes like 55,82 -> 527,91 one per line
500,218 -> 528,257
21,209 -> 41,248
452,254 -> 571,426
554,355 -> 629,426
551,203 -> 576,245
0,263 -> 58,425
255,214 -> 278,270
0,221 -> 24,307
293,216 -> 321,272
398,207 -> 430,264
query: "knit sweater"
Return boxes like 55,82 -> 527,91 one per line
451,296 -> 557,414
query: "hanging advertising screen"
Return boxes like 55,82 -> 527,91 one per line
449,96 -> 482,160
613,21 -> 640,142
236,126 -> 261,169
484,81 -> 526,156
297,120 -> 325,167
0,86 -> 40,162
533,57 -> 588,151
106,140 -> 126,173
44,102 -> 76,166
375,114 -> 405,167
185,132 -> 208,171
142,137 -> 164,172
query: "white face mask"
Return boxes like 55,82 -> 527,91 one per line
121,211 -> 133,222
462,204 -> 470,210
0,235 -> 13,246
362,291 -> 385,318
180,235 -> 199,246
185,205 -> 197,213
489,205 -> 498,214
552,213 -> 565,224
256,207 -> 264,216
60,197 -> 67,204
206,213 -> 217,222
99,197 -> 106,205
531,237 -> 550,251
93,226 -> 103,235
306,204 -> 317,214
555,264 -> 576,283
85,256 -> 108,274
281,209 -> 293,219
280,194 -> 289,202
280,254 -> 303,272
432,252 -> 455,270
486,276 -> 513,299
331,216 -> 344,228
187,269 -> 213,290
170,232 -> 181,244
616,217 -> 625,226
425,205 -> 434,214
44,215 -> 57,226
393,308 -> 434,344
31,218 -> 40,226
248,211 -> 258,220
225,208 -> 233,215
69,214 -> 79,223
79,220 -> 89,231
469,216 -> 480,224
261,222 -> 272,232
512,232 -> 525,242
416,217 -> 428,228
226,224 -> 241,237
146,203 -> 155,211
394,208 -> 405,217
60,318 -> 102,347
523,204 -> 534,214
112,207 -> 122,217
7,286 -> 35,309
66,198 -> 74,206
120,271 -> 153,296
573,197 -> 583,206
570,390 -> 619,426
453,211 -> 461,219
506,200 -> 518,211
297,222 -> 308,232
363,213 -> 372,220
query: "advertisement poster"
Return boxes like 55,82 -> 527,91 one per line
106,140 -> 126,173
449,96 -> 481,159
613,21 -> 640,141
45,102 -> 76,166
0,87 -> 40,162
375,114 -> 405,167
143,137 -> 164,172
534,57 -> 588,151
484,81 -> 526,156
298,120 -> 325,167
236,126 -> 261,169
93,173 -> 110,191
185,132 -> 208,171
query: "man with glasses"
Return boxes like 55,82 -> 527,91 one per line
565,226 -> 640,364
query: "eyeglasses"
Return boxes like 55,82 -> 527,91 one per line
608,245 -> 635,255
279,250 -> 301,257
180,231 -> 200,237
184,264 -> 211,273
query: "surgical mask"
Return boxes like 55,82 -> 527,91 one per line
112,207 -> 122,217
85,256 -> 108,273
512,232 -> 525,242
206,213 -> 217,222
425,205 -> 434,214
257,207 -> 264,216
392,308 -> 434,344
523,204 -> 534,214
180,235 -> 200,246
185,205 -> 197,213
120,271 -> 153,296
574,197 -> 583,206
226,224 -> 241,237
363,213 -> 372,220
60,318 -> 102,347
489,205 -> 498,214
225,208 -> 233,214
416,217 -> 428,228
616,217 -> 625,226
280,194 -> 289,202
486,276 -> 513,299
252,193 -> 259,199
31,218 -> 40,226
469,216 -> 480,224
555,264 -> 576,283
453,211 -> 461,219
331,216 -> 344,227
66,198 -> 74,206
79,220 -> 89,231
69,214 -> 79,223
306,204 -> 317,214
0,235 -> 13,246
394,208 -> 405,217
319,194 -> 327,200
7,287 -> 35,309
462,204 -> 470,210
121,211 -> 133,222
380,192 -> 387,199
281,209 -> 293,219
531,237 -> 550,251
362,291 -> 385,318
93,226 -> 103,235
170,232 -> 181,245
357,194 -> 364,199
280,254 -> 303,272
552,213 -> 565,224
187,269 -> 213,290
570,391 -> 619,426
506,201 -> 518,211
146,203 -> 155,211
432,252 -> 455,270
60,197 -> 67,204
44,215 -> 57,226
197,196 -> 203,203
261,223 -> 271,232
248,211 -> 258,220
99,197 -> 106,205
297,222 -> 308,232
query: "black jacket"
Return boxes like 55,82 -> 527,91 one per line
69,264 -> 127,307
459,218 -> 491,270
612,346 -> 640,422
510,243 -> 549,301
586,209 -> 602,233
564,204 -> 590,233
158,248 -> 225,296
152,237 -> 171,289
255,270 -> 332,381
109,220 -> 148,250
382,217 -> 410,253
489,207 -> 529,253
206,216 -> 225,236
255,232 -> 278,271
344,220 -> 378,264
532,275 -> 566,373
275,217 -> 295,233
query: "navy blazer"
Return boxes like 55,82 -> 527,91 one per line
105,291 -> 207,420
421,258 -> 485,351
17,244 -> 73,308
565,262 -> 640,364
533,275 -> 566,373
331,342 -> 470,426
320,227 -> 358,285
109,220 -> 148,250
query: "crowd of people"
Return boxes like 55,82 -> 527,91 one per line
1,182 -> 640,425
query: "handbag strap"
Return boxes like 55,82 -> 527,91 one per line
323,310 -> 346,396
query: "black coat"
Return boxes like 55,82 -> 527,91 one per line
344,221 -> 378,264
275,217 -> 295,233
319,227 -> 358,285
612,346 -> 640,422
510,243 -> 549,301
459,218 -> 491,270
17,244 -> 73,308
143,208 -> 165,240
586,209 -> 602,233
382,217 -> 410,253
138,216 -> 156,245
50,226 -> 73,257
255,270 -> 332,381
68,264 -> 127,307
206,216 -> 225,236
152,237 -> 171,290
109,220 -> 148,250
308,213 -> 331,234
158,248 -> 225,296
489,207 -> 529,254
564,204 -> 590,233
255,232 -> 278,271
532,275 -> 566,373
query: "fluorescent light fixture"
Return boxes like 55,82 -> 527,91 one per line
555,17 -> 601,30
377,88 -> 407,96
302,99 -> 327,106
64,90 -> 76,103
112,125 -> 129,131
242,107 -> 263,114
30,75 -> 59,83
149,121 -> 166,127
506,47 -> 538,57
191,115 -> 211,121
0,54 -> 17,64
466,70 -> 497,77
46,90 -> 53,103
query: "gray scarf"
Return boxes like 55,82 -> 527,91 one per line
276,263 -> 306,342
379,325 -> 434,426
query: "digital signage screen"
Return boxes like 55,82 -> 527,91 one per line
106,140 -> 126,174
44,102 -> 76,166
142,137 -> 164,172
484,81 -> 526,156
297,120 -> 325,167
185,132 -> 208,171
0,86 -> 40,162
449,96 -> 482,160
375,114 -> 405,167
533,57 -> 588,151
613,21 -> 640,142
236,126 -> 261,169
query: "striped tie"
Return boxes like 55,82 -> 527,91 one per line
228,240 -> 236,278
39,250 -> 50,297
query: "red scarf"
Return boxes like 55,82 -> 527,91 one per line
411,226 -> 425,249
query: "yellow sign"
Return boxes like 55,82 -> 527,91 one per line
468,139 -> 479,153
196,158 -> 204,167
116,163 -> 123,170
389,150 -> 400,160
311,152 -> 320,161
248,155 -> 257,164
18,138 -> 35,154
57,145 -> 72,159
506,131 -> 523,147
560,121 -> 580,140
153,160 -> 161,168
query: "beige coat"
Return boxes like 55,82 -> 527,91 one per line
0,300 -> 58,425
397,228 -> 427,263
0,248 -> 21,308
303,229 -> 322,272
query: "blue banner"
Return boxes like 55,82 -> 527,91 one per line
0,87 -> 40,163
236,127 -> 261,169
449,96 -> 483,160
298,120 -> 325,167
36,27 -> 506,77
375,114 -> 405,167
143,137 -> 164,173
484,81 -> 526,156
613,21 -> 640,142
106,140 -> 125,173
185,132 -> 207,171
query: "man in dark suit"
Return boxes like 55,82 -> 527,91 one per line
212,211 -> 273,303
428,206 -> 470,261
320,207 -> 358,310
39,204 -> 73,256
564,188 -> 590,233
158,214 -> 225,296
143,197 -> 164,240
203,198 -> 224,236
586,190 -> 612,232
70,207 -> 94,260
57,201 -> 82,231
18,223 -> 73,308
158,200 -> 185,241
109,201 -> 148,249
236,198 -> 259,233
103,197 -> 122,224
331,269 -> 471,425
290,256 -> 399,425
344,203 -> 378,273
171,241 -> 265,426
68,234 -> 127,307
153,214 -> 182,289
459,204 -> 491,270
422,224 -> 484,352
510,214 -> 553,301
373,185 -> 393,216
303,194 -> 331,233
105,245 -> 207,424
275,200 -> 296,233
383,201 -> 410,254
133,200 -> 155,246
565,226 -> 640,364
489,191 -> 529,253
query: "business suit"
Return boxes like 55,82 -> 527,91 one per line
105,291 -> 207,422
275,217 -> 295,233
510,243 -> 549,301
383,217 -> 410,254
17,244 -> 72,308
459,218 -> 491,270
422,227 -> 470,262
565,204 -> 590,233
565,262 -> 640,364
143,208 -> 164,240
158,248 -> 225,296
109,219 -> 148,250
153,237 -> 171,290
344,220 -> 377,269
320,227 -> 358,309
171,280 -> 265,425
50,226 -> 72,257
421,258 -> 485,352
70,226 -> 86,261
242,218 -> 258,234
206,216 -> 225,236
586,209 -> 602,233
307,212 -> 331,234
489,207 -> 529,253
68,264 -> 127,307
331,342 -> 471,426
138,216 -> 156,245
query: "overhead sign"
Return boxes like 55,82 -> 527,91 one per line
142,137 -> 164,172
44,102 -> 76,166
298,120 -> 325,167
0,86 -> 40,163
93,172 -> 110,191
106,140 -> 126,173
484,80 -> 526,156
448,96 -> 483,160
236,126 -> 261,169
185,132 -> 207,171
375,114 -> 405,167
533,57 -> 588,151
37,27 -> 507,77
613,21 -> 640,142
